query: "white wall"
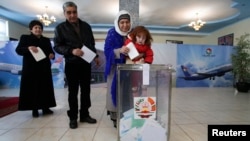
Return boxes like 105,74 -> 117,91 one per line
2,17 -> 29,40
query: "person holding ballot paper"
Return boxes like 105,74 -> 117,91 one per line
53,1 -> 100,129
105,10 -> 135,128
16,20 -> 56,118
125,26 -> 153,64
124,26 -> 154,96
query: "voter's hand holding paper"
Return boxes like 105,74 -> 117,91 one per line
81,45 -> 96,63
29,47 -> 46,62
126,42 -> 139,60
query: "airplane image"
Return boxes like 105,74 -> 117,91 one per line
0,63 -> 22,75
0,57 -> 63,76
179,63 -> 233,80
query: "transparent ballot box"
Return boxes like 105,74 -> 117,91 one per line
117,64 -> 172,141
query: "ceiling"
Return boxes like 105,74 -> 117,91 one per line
0,0 -> 250,36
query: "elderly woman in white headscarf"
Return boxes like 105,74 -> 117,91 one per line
104,10 -> 132,128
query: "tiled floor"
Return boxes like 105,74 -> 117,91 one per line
0,84 -> 250,141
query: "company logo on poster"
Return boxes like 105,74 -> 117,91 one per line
203,48 -> 215,57
134,97 -> 156,119
206,48 -> 212,55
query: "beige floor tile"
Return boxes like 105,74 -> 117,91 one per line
93,127 -> 117,141
60,128 -> 96,141
172,112 -> 199,124
169,125 -> 192,141
44,115 -> 69,128
0,128 -> 39,141
186,111 -> 220,124
0,130 -> 7,135
26,128 -> 68,141
179,124 -> 207,141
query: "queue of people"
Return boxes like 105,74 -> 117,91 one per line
16,1 -> 153,129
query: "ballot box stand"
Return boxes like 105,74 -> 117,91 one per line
117,64 -> 172,141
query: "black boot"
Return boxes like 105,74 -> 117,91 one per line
32,109 -> 39,118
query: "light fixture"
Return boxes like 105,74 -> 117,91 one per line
188,13 -> 205,31
37,6 -> 56,26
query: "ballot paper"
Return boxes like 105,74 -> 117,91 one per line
126,42 -> 139,60
139,119 -> 167,141
29,47 -> 46,62
120,127 -> 138,141
143,64 -> 150,85
81,45 -> 96,63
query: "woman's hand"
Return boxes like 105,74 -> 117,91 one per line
72,48 -> 84,57
94,58 -> 100,66
28,46 -> 38,53
49,53 -> 55,59
119,46 -> 129,55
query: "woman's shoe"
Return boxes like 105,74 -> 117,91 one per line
113,120 -> 117,128
42,108 -> 53,115
32,110 -> 39,118
111,119 -> 117,128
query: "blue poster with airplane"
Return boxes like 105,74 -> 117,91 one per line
176,44 -> 234,87
0,41 -> 64,88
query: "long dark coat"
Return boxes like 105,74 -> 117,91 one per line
15,34 -> 56,110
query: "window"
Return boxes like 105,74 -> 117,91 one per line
0,19 -> 9,41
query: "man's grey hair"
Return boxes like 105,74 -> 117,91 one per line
63,1 -> 77,12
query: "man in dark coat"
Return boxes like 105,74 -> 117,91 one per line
53,1 -> 100,129
16,20 -> 56,117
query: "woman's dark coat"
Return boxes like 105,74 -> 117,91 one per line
16,34 -> 56,110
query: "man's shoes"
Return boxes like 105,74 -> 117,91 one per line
80,116 -> 97,124
69,120 -> 78,129
32,110 -> 39,118
42,108 -> 53,115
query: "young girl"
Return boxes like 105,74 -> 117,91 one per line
124,26 -> 154,96
125,26 -> 153,64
